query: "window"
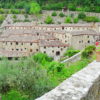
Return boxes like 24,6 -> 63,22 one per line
36,49 -> 39,51
11,42 -> 12,45
16,42 -> 18,45
16,49 -> 19,51
30,49 -> 32,52
21,43 -> 23,45
21,49 -> 23,51
87,36 -> 89,38
56,51 -> 60,56
44,46 -> 46,49
79,41 -> 81,43
64,46 -> 66,48
62,26 -> 64,30
52,50 -> 54,53
30,43 -> 32,46
88,40 -> 90,43
61,48 -> 63,51
37,33 -> 39,36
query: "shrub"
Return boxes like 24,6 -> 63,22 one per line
2,90 -> 28,100
0,15 -> 5,24
11,9 -> 20,14
29,2 -> 41,15
59,12 -> 65,17
33,53 -> 53,64
12,15 -> 17,19
64,48 -> 80,57
0,8 -> 4,14
65,16 -> 72,23
76,7 -> 84,11
83,16 -> 100,22
68,4 -> 76,11
45,16 -> 53,24
73,17 -> 79,23
78,12 -> 86,19
15,1 -> 27,9
51,12 -> 57,16
42,2 -> 65,10
81,45 -> 96,58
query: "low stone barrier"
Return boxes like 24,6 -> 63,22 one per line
36,61 -> 100,100
61,52 -> 81,63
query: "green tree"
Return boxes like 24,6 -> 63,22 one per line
51,11 -> 57,16
83,16 -> 100,22
29,2 -> 41,15
73,17 -> 79,23
59,12 -> 65,17
0,15 -> 5,24
45,16 -> 53,24
2,90 -> 28,100
65,16 -> 72,23
78,12 -> 86,19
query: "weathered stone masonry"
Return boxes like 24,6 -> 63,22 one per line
36,61 -> 100,100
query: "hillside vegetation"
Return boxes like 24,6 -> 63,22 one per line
0,45 -> 96,100
0,0 -> 100,13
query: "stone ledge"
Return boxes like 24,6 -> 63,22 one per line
36,61 -> 100,100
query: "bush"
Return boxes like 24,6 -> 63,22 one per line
65,16 -> 72,23
51,12 -> 57,16
76,7 -> 84,11
78,12 -> 86,19
64,48 -> 80,57
29,2 -> 41,15
68,4 -> 76,11
0,8 -> 4,14
11,9 -> 20,14
15,1 -> 27,9
82,45 -> 96,58
45,16 -> 53,24
83,16 -> 100,22
2,90 -> 28,100
59,12 -> 65,17
33,53 -> 53,64
73,17 -> 79,23
0,15 -> 5,24
42,2 -> 65,10
12,15 -> 17,19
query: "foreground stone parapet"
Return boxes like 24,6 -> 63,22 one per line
36,61 -> 100,100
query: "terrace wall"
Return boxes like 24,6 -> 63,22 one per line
36,61 -> 100,100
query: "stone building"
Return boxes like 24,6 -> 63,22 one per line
68,30 -> 100,50
4,23 -> 96,32
39,40 -> 68,60
50,29 -> 100,50
0,29 -> 68,59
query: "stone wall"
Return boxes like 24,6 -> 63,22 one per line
36,61 -> 100,100
61,52 -> 81,63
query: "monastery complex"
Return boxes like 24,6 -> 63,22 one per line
0,22 -> 100,60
